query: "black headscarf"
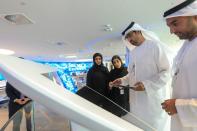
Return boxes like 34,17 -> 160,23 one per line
93,53 -> 103,65
92,53 -> 108,73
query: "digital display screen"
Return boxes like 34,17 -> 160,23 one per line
37,61 -> 92,93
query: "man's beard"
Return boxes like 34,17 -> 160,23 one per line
175,32 -> 190,40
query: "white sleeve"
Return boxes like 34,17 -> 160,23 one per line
120,74 -> 129,86
120,61 -> 132,86
142,43 -> 170,95
175,99 -> 197,127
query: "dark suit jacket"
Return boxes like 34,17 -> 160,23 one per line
5,82 -> 28,118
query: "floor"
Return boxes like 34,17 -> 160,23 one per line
0,89 -> 71,131
0,107 -> 8,129
0,88 -> 9,129
0,103 -> 72,131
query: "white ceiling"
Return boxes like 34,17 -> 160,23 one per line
0,0 -> 180,62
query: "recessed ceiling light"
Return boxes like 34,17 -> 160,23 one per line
0,49 -> 15,55
104,24 -> 113,31
104,27 -> 113,31
2,13 -> 34,25
56,42 -> 66,46
105,24 -> 111,27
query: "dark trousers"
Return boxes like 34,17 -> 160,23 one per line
8,102 -> 32,131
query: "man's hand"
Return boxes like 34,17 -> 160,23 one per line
110,78 -> 122,87
23,98 -> 30,104
161,99 -> 177,116
108,82 -> 113,90
14,98 -> 31,105
134,82 -> 145,91
14,99 -> 25,105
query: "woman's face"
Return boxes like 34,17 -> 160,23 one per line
112,58 -> 122,69
94,56 -> 102,65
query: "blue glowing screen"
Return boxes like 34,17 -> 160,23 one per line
37,61 -> 92,93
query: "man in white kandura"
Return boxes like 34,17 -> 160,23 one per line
161,0 -> 197,131
110,22 -> 171,131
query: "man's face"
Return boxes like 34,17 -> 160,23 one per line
166,16 -> 196,40
125,31 -> 140,46
94,56 -> 102,65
